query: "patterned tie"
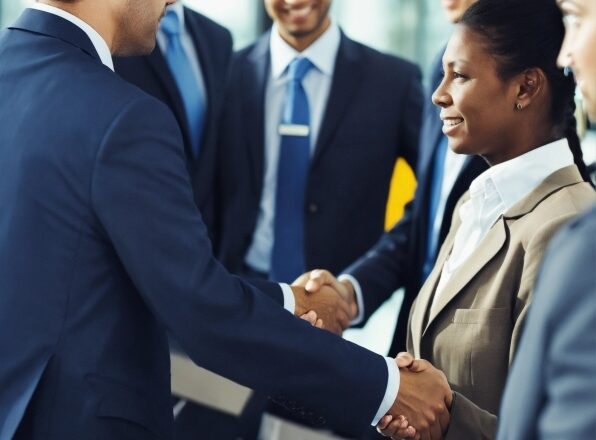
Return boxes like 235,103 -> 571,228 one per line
270,57 -> 314,282
422,135 -> 449,280
161,10 -> 204,158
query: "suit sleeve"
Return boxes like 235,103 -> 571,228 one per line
398,64 -> 423,169
90,96 -> 389,435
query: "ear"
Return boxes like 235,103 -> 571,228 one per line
514,68 -> 546,111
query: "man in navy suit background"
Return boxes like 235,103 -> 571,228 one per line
215,0 -> 423,285
301,0 -> 485,364
113,3 -> 231,241
0,0 -> 453,439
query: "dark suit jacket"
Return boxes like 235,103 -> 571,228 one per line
216,30 -> 423,276
497,203 -> 596,440
0,10 -> 390,439
346,49 -> 488,355
113,8 -> 232,240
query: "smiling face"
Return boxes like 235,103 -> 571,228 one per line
432,25 -> 525,164
557,0 -> 596,121
264,0 -> 332,51
441,0 -> 477,23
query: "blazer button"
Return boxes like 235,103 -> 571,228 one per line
308,203 -> 318,214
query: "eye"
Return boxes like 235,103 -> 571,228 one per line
452,71 -> 468,80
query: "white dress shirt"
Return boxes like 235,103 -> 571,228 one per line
30,3 -> 114,71
244,22 -> 340,274
156,2 -> 207,113
434,138 -> 574,302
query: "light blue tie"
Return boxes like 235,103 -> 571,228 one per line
161,10 -> 204,158
422,135 -> 449,281
270,57 -> 314,282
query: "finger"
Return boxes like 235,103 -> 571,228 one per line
377,415 -> 393,430
306,269 -> 335,292
395,352 -> 414,369
408,358 -> 430,373
429,417 -> 442,440
438,404 -> 450,434
299,310 -> 317,325
315,318 -> 324,328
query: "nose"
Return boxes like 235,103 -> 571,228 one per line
557,34 -> 573,72
432,76 -> 451,109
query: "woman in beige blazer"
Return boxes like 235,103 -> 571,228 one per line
377,0 -> 595,439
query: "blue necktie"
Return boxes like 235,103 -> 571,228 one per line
161,11 -> 204,159
270,57 -> 314,282
422,135 -> 449,280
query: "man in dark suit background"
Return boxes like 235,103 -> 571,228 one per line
0,1 -> 453,439
302,0 -> 484,362
114,3 -> 231,241
215,0 -> 423,286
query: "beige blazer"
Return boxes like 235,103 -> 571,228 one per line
407,165 -> 595,439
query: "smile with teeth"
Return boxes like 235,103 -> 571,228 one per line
284,4 -> 314,18
444,118 -> 464,127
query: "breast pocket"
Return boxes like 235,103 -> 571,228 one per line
452,308 -> 512,390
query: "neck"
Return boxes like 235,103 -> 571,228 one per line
278,17 -> 331,52
40,0 -> 115,52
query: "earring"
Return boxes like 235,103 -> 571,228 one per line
516,103 -> 523,111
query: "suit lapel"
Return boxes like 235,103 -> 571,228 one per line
425,217 -> 507,332
311,33 -> 364,164
243,35 -> 270,190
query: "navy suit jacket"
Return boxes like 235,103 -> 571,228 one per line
0,10 -> 389,439
113,8 -> 232,241
497,204 -> 596,440
346,49 -> 488,355
215,31 -> 423,276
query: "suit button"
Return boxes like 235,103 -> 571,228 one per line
308,203 -> 318,213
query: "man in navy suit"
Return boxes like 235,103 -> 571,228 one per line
0,1 -> 453,439
215,0 -> 423,285
496,204 -> 596,439
113,3 -> 231,241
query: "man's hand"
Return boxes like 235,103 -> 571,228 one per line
290,284 -> 351,335
294,269 -> 358,320
381,354 -> 452,440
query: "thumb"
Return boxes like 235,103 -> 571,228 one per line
395,352 -> 415,369
305,269 -> 334,292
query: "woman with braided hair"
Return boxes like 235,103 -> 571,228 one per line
376,0 -> 595,438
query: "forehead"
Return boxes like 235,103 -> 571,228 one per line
443,25 -> 492,64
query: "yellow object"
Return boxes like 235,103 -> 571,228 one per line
385,158 -> 417,230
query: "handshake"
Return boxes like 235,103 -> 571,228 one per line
290,270 -> 453,440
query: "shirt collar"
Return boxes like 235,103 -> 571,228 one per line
269,21 -> 340,80
29,3 -> 114,71
469,138 -> 574,213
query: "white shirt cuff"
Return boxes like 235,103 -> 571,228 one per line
337,274 -> 365,325
279,283 -> 295,314
371,357 -> 400,426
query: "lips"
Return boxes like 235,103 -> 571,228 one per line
441,117 -> 464,135
282,3 -> 315,21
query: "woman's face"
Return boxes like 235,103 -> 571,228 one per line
432,26 -> 524,165
557,0 -> 596,121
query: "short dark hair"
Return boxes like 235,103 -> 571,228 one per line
461,0 -> 591,183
